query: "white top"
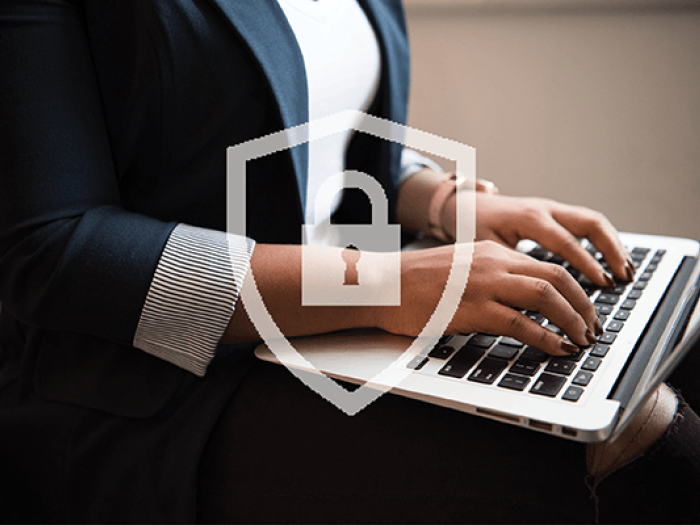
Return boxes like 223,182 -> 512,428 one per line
278,0 -> 382,246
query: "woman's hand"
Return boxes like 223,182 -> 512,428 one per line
442,193 -> 634,287
376,240 -> 602,357
225,240 -> 601,357
397,169 -> 632,287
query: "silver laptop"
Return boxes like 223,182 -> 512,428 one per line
255,232 -> 700,442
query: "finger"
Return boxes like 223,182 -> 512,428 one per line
528,214 -> 615,287
476,302 -> 583,357
474,229 -> 512,249
508,255 -> 602,335
551,206 -> 634,282
475,179 -> 499,195
493,272 -> 597,348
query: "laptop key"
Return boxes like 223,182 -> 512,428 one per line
469,334 -> 497,348
528,247 -> 549,261
606,321 -> 624,333
600,285 -> 627,295
489,344 -> 520,360
520,347 -> 549,362
530,373 -> 567,397
567,266 -> 581,279
510,358 -> 541,377
568,349 -> 585,362
428,345 -> 455,360
596,294 -> 620,305
407,356 -> 429,370
582,356 -> 603,371
582,285 -> 598,297
545,358 -> 576,376
438,345 -> 485,379
499,337 -> 524,347
620,299 -> 636,310
572,370 -> 593,386
596,304 -> 614,315
591,344 -> 610,357
549,255 -> 565,265
438,335 -> 453,346
498,373 -> 530,391
562,386 -> 584,402
599,332 -> 617,344
613,310 -> 630,321
468,357 -> 508,384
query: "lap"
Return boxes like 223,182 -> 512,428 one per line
198,356 -> 700,523
198,360 -> 592,523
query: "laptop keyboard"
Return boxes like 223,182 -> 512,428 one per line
407,244 -> 667,403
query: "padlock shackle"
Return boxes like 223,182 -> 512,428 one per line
312,170 -> 390,227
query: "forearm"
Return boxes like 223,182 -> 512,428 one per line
225,165 -> 454,345
396,168 -> 495,241
223,244 -> 385,344
395,168 -> 445,236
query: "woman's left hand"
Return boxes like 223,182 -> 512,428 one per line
446,193 -> 634,287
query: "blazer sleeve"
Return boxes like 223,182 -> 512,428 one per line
0,0 -> 249,373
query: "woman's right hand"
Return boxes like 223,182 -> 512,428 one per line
376,240 -> 603,357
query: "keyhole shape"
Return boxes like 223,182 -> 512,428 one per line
342,244 -> 361,286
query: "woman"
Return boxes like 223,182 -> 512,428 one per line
0,0 -> 698,522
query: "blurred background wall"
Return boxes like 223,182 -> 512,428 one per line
404,0 -> 700,241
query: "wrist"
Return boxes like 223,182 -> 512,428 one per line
427,172 -> 465,243
354,250 -> 403,330
297,246 -> 399,330
429,174 -> 498,243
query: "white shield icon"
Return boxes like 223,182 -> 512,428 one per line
227,110 -> 476,415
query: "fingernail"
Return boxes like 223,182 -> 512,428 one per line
585,328 -> 597,345
560,338 -> 579,354
594,318 -> 604,336
602,272 -> 615,287
625,262 -> 635,282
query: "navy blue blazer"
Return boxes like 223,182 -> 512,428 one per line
0,0 -> 409,520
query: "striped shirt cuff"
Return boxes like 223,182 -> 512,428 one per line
400,147 -> 444,184
133,224 -> 255,376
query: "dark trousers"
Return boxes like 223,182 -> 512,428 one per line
198,346 -> 700,523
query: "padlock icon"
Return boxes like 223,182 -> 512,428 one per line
302,170 -> 401,306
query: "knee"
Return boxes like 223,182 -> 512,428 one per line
586,383 -> 678,478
